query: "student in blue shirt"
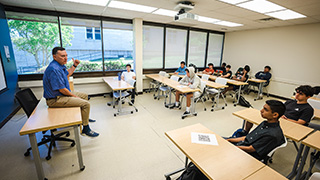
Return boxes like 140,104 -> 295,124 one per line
43,47 -> 99,137
174,61 -> 186,75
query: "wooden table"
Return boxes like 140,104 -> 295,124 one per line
19,98 -> 84,180
245,166 -> 288,180
294,131 -> 320,180
102,77 -> 135,116
248,78 -> 267,101
201,79 -> 228,111
165,123 -> 265,180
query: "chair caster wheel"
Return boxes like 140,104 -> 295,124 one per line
113,106 -> 115,108
254,99 -> 257,101
66,132 -> 70,137
166,176 -> 171,180
46,156 -> 51,160
182,116 -> 185,119
24,151 -> 30,156
114,114 -> 116,117
136,109 -> 138,112
194,113 -> 197,116
222,107 -> 225,109
225,104 -> 227,106
154,97 -> 157,99
80,166 -> 85,171
179,107 -> 181,110
71,142 -> 76,147
211,109 -> 214,112
204,108 -> 206,111
131,111 -> 133,114
234,104 -> 237,107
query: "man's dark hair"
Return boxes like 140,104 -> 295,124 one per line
226,65 -> 231,68
52,47 -> 65,55
265,66 -> 271,71
185,69 -> 189,73
244,65 -> 250,72
222,62 -> 226,66
180,61 -> 185,65
208,63 -> 214,67
295,85 -> 314,97
126,64 -> 131,68
266,100 -> 286,119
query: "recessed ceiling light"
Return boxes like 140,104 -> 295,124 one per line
266,9 -> 306,20
152,9 -> 177,17
214,21 -> 243,27
108,1 -> 157,13
237,0 -> 285,13
219,0 -> 250,5
198,16 -> 220,23
63,0 -> 110,6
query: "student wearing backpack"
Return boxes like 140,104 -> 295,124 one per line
228,100 -> 286,160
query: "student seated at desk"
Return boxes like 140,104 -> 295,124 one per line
222,65 -> 250,95
228,100 -> 286,160
173,67 -> 200,115
220,64 -> 232,78
202,63 -> 215,75
245,85 -> 316,132
255,65 -> 272,84
121,64 -> 136,104
43,47 -> 99,137
174,61 -> 186,75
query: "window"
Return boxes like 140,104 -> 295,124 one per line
7,12 -> 60,74
188,31 -> 207,68
103,22 -> 133,71
207,33 -> 224,67
95,28 -> 101,40
61,17 -> 102,72
143,25 -> 163,69
165,28 -> 187,68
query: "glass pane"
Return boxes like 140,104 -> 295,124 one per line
7,12 -> 60,74
207,33 -> 224,67
143,25 -> 163,69
165,28 -> 187,68
188,31 -> 207,68
103,21 -> 133,71
95,28 -> 101,40
61,17 -> 102,72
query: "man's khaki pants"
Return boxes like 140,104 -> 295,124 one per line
46,92 -> 90,126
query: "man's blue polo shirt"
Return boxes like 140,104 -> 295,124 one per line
43,60 -> 70,98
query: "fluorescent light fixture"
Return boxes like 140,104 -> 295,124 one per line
214,21 -> 243,27
198,16 -> 220,23
219,0 -> 250,5
237,0 -> 285,13
63,0 -> 110,6
266,9 -> 306,20
108,1 -> 157,13
152,9 -> 177,17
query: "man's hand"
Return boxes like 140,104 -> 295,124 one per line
72,58 -> 80,67
281,115 -> 288,119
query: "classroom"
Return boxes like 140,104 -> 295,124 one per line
0,0 -> 319,179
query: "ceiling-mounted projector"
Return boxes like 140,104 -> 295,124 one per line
174,1 -> 197,21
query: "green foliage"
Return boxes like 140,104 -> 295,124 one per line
104,59 -> 127,70
8,19 -> 73,67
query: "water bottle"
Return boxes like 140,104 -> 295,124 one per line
118,72 -> 121,81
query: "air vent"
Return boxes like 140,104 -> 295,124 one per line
258,17 -> 277,22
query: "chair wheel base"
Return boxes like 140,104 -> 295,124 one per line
71,142 -> 75,147
46,156 -> 51,160
135,109 -> 138,112
24,151 -> 30,156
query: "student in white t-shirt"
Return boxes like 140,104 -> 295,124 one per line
121,64 -> 136,103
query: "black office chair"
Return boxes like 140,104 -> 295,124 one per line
15,88 -> 75,160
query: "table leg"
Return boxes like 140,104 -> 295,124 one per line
287,143 -> 305,179
235,85 -> 242,106
73,125 -> 85,171
255,82 -> 264,101
295,146 -> 310,180
304,151 -> 320,180
29,133 -> 46,180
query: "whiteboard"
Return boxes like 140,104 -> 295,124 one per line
0,55 -> 7,93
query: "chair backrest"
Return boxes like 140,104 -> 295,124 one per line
201,74 -> 210,81
267,136 -> 287,157
308,98 -> 320,109
315,93 -> 320,99
127,79 -> 136,87
170,75 -> 179,82
216,77 -> 228,85
15,88 -> 39,118
309,172 -> 320,180
200,80 -> 206,93
159,71 -> 166,77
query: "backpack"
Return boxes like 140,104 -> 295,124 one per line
177,162 -> 209,180
238,95 -> 253,108
231,128 -> 248,138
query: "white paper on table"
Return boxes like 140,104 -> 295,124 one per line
191,132 -> 218,146
177,85 -> 187,88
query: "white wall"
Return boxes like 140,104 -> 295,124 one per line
223,23 -> 320,98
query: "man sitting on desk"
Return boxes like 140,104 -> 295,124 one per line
228,100 -> 286,160
202,63 -> 215,75
244,85 -> 315,133
121,64 -> 136,104
43,47 -> 99,137
174,61 -> 186,75
173,67 -> 200,115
